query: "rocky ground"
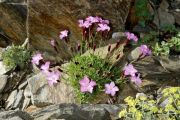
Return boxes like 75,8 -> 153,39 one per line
0,0 -> 179,120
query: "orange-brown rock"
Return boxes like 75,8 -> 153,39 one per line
1,0 -> 131,61
0,3 -> 27,46
28,0 -> 131,60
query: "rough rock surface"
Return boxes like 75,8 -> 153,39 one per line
28,0 -> 131,59
169,0 -> 180,25
30,104 -> 125,120
153,0 -> 175,26
127,47 -> 142,62
0,0 -> 131,60
0,61 -> 8,75
0,2 -> 27,46
157,55 -> 180,73
27,72 -> 76,107
0,110 -> 32,120
0,75 -> 8,93
132,56 -> 180,93
83,41 -> 126,66
0,0 -> 26,3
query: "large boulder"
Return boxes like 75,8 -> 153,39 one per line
0,2 -> 27,47
28,0 -> 131,60
132,56 -> 180,93
30,104 -> 125,120
0,0 -> 131,60
153,0 -> 175,26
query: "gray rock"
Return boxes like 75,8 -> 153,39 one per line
159,98 -> 169,107
0,47 -> 5,60
154,9 -> 175,26
0,75 -> 8,93
83,42 -> 125,65
21,85 -> 31,110
24,85 -> 31,98
27,72 -> 75,107
172,11 -> 180,25
18,81 -> 27,89
13,90 -> 23,109
91,104 -> 126,120
127,47 -> 142,62
136,93 -> 147,99
6,90 -> 17,109
21,97 -> 30,110
132,56 -> 179,93
112,32 -> 126,40
30,104 -> 124,120
0,0 -> 26,3
0,110 -> 32,120
118,84 -> 137,103
159,0 -> 169,10
0,61 -> 8,75
157,55 -> 180,72
153,0 -> 175,26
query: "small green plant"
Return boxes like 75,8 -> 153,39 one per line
138,31 -> 159,46
160,24 -> 178,34
135,0 -> 153,27
2,44 -> 31,69
119,87 -> 180,120
153,33 -> 180,56
66,54 -> 122,103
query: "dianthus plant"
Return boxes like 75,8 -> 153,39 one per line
30,15 -> 153,104
66,54 -> 122,103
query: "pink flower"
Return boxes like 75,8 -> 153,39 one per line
31,53 -> 43,65
59,30 -> 68,39
130,73 -> 142,86
97,24 -> 110,32
79,76 -> 96,93
125,32 -> 131,39
86,16 -> 99,23
125,32 -> 138,42
46,70 -> 61,86
41,61 -> 50,72
105,82 -> 119,96
133,36 -> 138,42
140,45 -> 151,56
50,39 -> 55,47
98,17 -> 109,24
78,19 -> 92,28
78,20 -> 84,27
124,64 -> 138,77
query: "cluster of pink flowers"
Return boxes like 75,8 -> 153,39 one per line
125,32 -> 138,42
31,53 -> 61,86
79,76 -> 119,96
78,16 -> 110,37
123,64 -> 142,86
49,30 -> 69,53
140,45 -> 151,56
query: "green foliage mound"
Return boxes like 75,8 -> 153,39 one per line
66,54 -> 122,103
2,45 -> 31,69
